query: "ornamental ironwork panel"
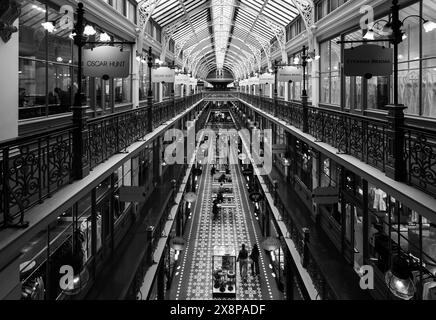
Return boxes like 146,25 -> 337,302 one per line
404,127 -> 436,197
0,127 -> 74,227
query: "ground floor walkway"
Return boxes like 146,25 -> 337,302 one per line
169,161 -> 289,300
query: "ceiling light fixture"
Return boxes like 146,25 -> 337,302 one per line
99,32 -> 111,42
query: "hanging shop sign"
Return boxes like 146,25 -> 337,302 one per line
344,44 -> 393,79
175,74 -> 190,86
259,73 -> 274,85
83,46 -> 130,79
118,186 -> 147,203
312,186 -> 339,205
277,66 -> 302,83
152,66 -> 175,83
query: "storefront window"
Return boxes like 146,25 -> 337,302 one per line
20,193 -> 93,300
113,160 -> 133,221
19,0 -> 75,119
319,37 -> 341,105
295,140 -> 312,189
367,182 -> 436,298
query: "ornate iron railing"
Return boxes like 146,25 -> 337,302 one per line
404,125 -> 436,197
307,106 -> 388,172
238,93 -> 436,199
0,94 -> 203,229
87,107 -> 149,171
0,126 -> 75,228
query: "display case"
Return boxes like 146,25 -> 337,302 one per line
212,246 -> 237,299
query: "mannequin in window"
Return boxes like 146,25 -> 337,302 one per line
372,188 -> 387,212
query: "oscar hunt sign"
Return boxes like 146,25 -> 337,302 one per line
344,44 -> 393,79
83,46 -> 130,80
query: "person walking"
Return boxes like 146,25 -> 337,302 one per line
237,244 -> 249,282
250,244 -> 260,277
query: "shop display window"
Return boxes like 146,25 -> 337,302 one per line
366,182 -> 436,298
295,140 -> 313,189
20,197 -> 93,300
18,0 -> 133,119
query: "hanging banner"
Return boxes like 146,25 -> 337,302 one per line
152,66 -> 175,83
259,73 -> 274,85
175,74 -> 190,86
278,66 -> 302,82
344,44 -> 393,78
83,46 -> 130,79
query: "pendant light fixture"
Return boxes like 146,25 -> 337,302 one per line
385,254 -> 416,300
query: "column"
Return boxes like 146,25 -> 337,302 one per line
153,137 -> 162,185
157,259 -> 166,300
285,251 -> 294,300
311,36 -> 320,107
159,83 -> 163,102
385,105 -> 407,182
0,20 -> 19,141
269,84 -> 273,99
132,43 -> 140,108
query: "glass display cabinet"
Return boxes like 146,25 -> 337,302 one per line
212,246 -> 237,299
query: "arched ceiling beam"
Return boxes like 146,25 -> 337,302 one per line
191,46 -> 252,77
137,0 -> 162,55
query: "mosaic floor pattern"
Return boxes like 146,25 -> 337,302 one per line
171,159 -> 282,300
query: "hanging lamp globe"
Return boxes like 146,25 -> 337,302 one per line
385,255 -> 416,300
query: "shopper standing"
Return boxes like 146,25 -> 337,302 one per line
250,244 -> 260,276
237,244 -> 249,282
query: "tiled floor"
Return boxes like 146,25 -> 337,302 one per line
169,161 -> 284,300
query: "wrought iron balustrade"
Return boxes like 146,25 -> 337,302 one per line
240,91 -> 436,198
404,125 -> 436,197
308,106 -> 388,172
0,95 -> 203,230
0,126 -> 75,228
88,107 -> 149,170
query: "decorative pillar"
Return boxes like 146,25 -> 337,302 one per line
132,42 -> 140,108
0,3 -> 19,141
285,251 -> 294,300
153,137 -> 162,185
157,259 -> 166,300
72,3 -> 89,180
147,46 -> 153,132
385,105 -> 407,182
301,45 -> 309,134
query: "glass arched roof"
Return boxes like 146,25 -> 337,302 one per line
138,0 -> 311,79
